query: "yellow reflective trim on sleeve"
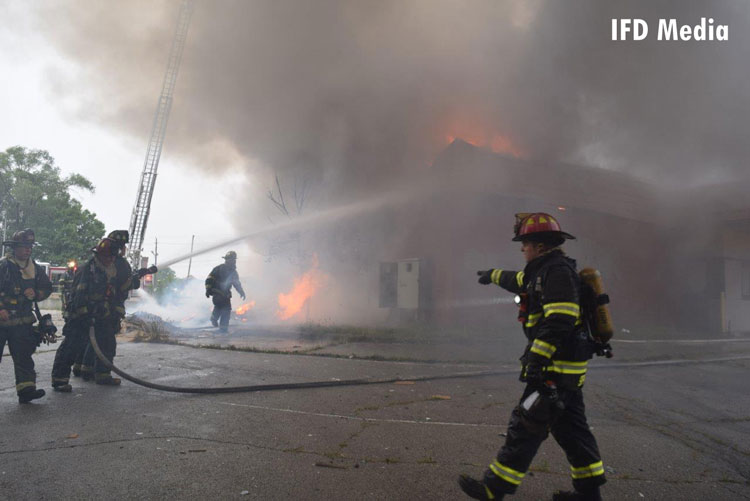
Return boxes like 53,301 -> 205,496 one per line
491,269 -> 502,285
530,338 -> 556,359
489,461 -> 525,486
543,302 -> 580,318
525,313 -> 542,328
515,271 -> 524,288
570,461 -> 605,479
545,360 -> 588,375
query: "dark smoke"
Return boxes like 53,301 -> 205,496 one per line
31,0 -> 750,205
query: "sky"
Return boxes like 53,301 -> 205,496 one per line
2,0 -> 749,283
0,1 -> 250,279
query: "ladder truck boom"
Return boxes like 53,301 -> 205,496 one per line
128,0 -> 195,269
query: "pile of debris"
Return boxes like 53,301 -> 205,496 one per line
124,313 -> 175,343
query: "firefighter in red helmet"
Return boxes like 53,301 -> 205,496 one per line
459,213 -> 606,501
51,237 -> 129,390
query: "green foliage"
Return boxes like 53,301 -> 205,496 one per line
0,146 -> 105,264
152,266 -> 178,299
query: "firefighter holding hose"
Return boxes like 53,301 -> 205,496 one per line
52,237 -> 127,389
205,250 -> 245,333
0,229 -> 53,404
76,230 -> 140,382
459,213 -> 606,501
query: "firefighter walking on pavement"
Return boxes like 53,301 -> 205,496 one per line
205,251 -> 246,333
0,229 -> 53,404
459,213 -> 606,501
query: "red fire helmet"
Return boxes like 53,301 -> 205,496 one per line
512,212 -> 576,242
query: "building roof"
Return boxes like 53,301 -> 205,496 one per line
431,140 -> 666,222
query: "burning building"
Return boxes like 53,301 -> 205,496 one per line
271,139 -> 750,335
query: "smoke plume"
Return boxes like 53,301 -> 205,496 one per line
30,0 -> 750,201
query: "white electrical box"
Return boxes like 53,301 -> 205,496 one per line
396,259 -> 420,309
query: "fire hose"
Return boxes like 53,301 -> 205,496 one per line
87,325 -> 516,394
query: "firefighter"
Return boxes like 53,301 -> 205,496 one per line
59,261 -> 77,315
205,251 -> 246,332
102,230 -> 138,333
57,260 -> 87,378
459,213 -> 606,501
51,238 -> 126,389
0,229 -> 53,403
80,230 -> 139,374
54,231 -> 138,390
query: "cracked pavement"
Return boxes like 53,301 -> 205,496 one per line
1,332 -> 750,499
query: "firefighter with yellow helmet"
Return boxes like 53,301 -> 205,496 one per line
459,213 -> 606,501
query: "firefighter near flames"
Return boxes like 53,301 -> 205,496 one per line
460,213 -> 610,501
205,250 -> 246,332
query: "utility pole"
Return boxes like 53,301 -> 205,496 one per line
186,234 -> 195,278
152,237 -> 159,266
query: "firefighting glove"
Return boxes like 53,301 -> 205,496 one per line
205,291 -> 211,298
525,362 -> 545,388
477,269 -> 493,285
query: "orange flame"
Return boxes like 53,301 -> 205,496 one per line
277,257 -> 326,320
235,301 -> 256,315
441,116 -> 526,159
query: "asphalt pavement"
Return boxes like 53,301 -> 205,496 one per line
1,327 -> 749,500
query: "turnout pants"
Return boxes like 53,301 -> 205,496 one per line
51,319 -> 89,385
80,317 -> 118,379
0,324 -> 39,396
483,385 -> 606,495
211,296 -> 232,330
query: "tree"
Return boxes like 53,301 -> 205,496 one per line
151,266 -> 177,301
0,146 -> 105,264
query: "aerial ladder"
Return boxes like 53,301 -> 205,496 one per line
128,0 -> 195,269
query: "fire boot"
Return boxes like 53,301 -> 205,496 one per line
53,383 -> 73,393
458,475 -> 503,500
552,487 -> 602,501
81,366 -> 94,381
18,388 -> 46,404
95,375 -> 122,386
72,363 -> 82,377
